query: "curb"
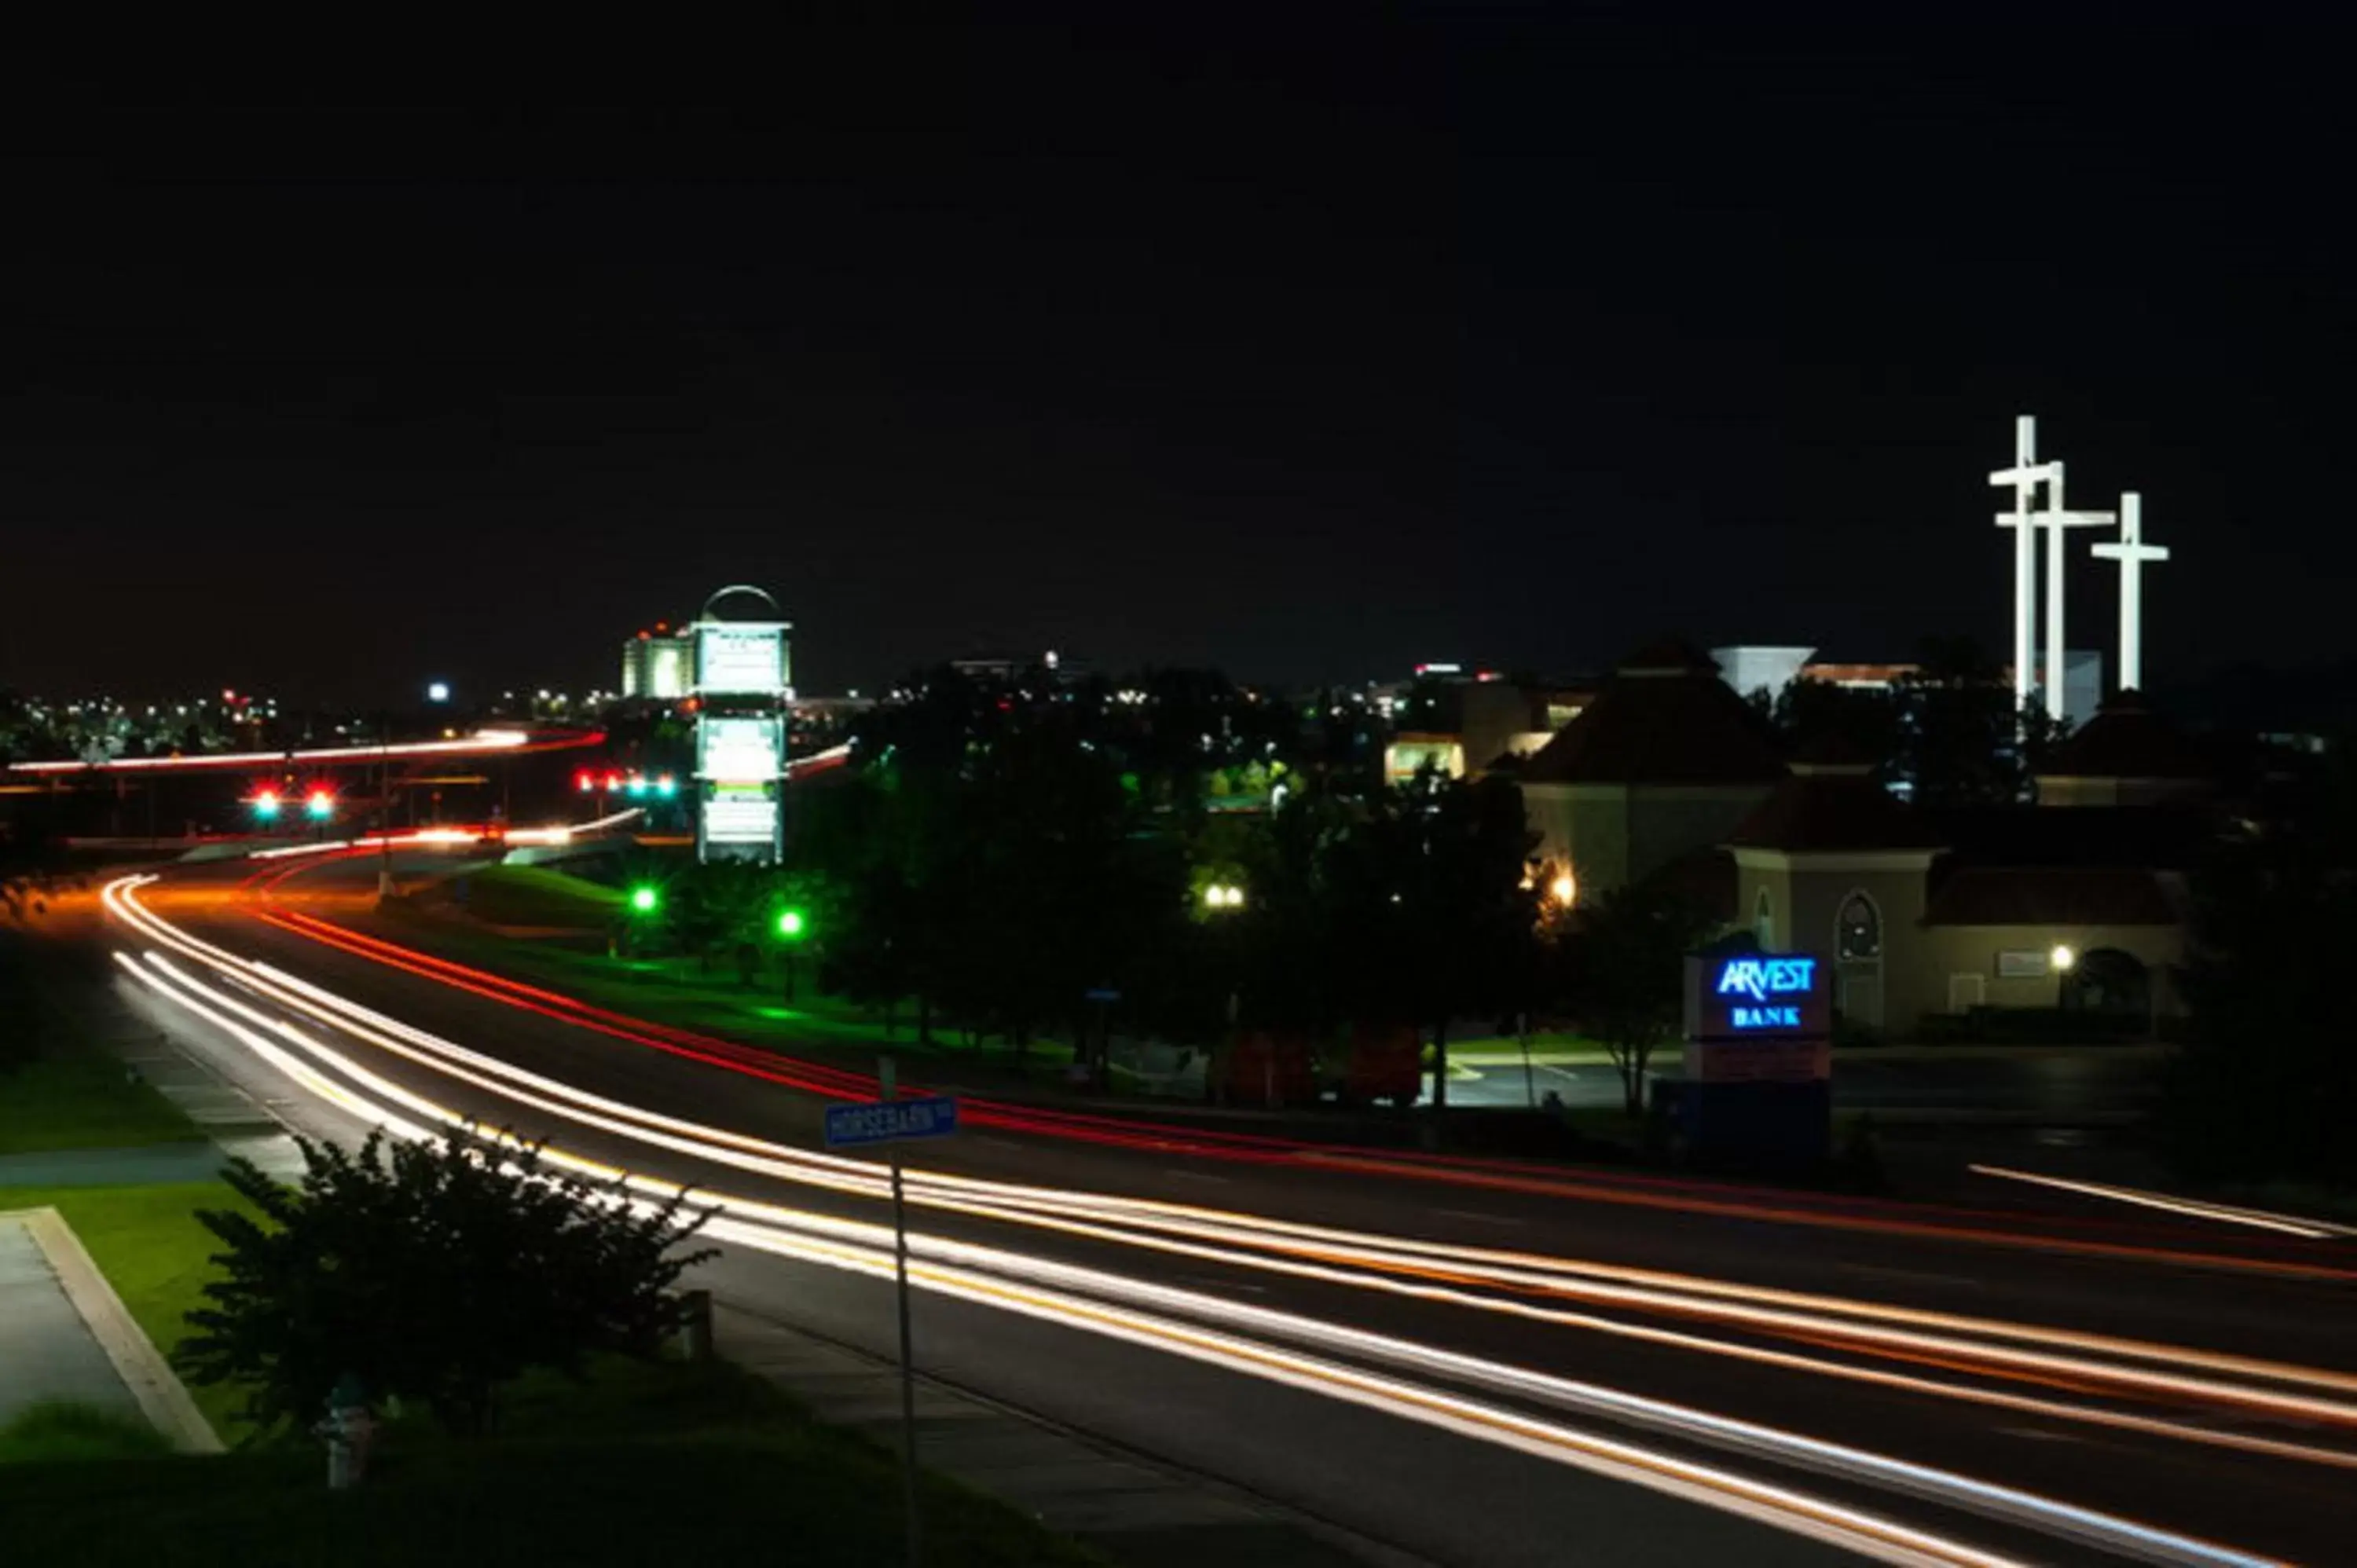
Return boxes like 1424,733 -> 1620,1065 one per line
2,1206 -> 221,1454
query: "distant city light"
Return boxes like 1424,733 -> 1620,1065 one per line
427,680 -> 451,703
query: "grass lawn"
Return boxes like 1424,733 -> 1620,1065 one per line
0,1355 -> 1103,1568
0,1401 -> 174,1463
0,1180 -> 259,1443
372,889 -> 1082,1079
442,863 -> 624,928
0,1057 -> 206,1155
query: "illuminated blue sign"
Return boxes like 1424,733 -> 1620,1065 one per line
1709,956 -> 1824,1034
1715,957 -> 1817,1001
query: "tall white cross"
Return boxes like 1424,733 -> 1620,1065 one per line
1991,415 -> 2113,722
2038,460 -> 2114,723
2091,490 -> 2168,691
1990,415 -> 2057,714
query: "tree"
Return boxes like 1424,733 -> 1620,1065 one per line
1893,636 -> 2066,808
1768,678 -> 1901,778
1328,769 -> 1539,1109
1556,881 -> 1717,1116
178,1129 -> 715,1436
2165,740 -> 2357,1184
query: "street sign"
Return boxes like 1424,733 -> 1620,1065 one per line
823,1096 -> 959,1149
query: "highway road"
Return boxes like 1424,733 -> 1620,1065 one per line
62,849 -> 2357,1566
1444,1051 -> 2159,1123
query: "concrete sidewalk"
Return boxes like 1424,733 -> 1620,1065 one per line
717,1302 -> 1423,1568
0,1208 -> 218,1451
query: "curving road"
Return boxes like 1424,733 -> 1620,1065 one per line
71,850 -> 2357,1566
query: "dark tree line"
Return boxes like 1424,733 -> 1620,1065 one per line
640,661 -> 1735,1113
2165,738 -> 2357,1186
1759,637 -> 2069,806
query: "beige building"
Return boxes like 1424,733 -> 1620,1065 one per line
1518,640 -> 1784,899
1524,642 -> 2210,1039
1384,676 -> 1592,786
1724,763 -> 2189,1034
1725,760 -> 1944,1031
2033,690 -> 2215,808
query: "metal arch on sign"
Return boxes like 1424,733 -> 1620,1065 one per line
700,584 -> 786,624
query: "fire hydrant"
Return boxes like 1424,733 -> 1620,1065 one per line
316,1375 -> 377,1490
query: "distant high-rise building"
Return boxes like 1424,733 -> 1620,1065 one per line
620,622 -> 695,701
1711,646 -> 1816,702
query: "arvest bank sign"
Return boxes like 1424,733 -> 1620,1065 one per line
1682,951 -> 1831,1081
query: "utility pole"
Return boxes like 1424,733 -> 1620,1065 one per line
378,726 -> 395,899
881,1057 -> 922,1568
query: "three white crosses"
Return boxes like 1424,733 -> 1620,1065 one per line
1990,415 -> 2168,720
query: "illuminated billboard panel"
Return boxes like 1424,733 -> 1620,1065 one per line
703,788 -> 780,844
696,624 -> 787,696
697,716 -> 784,783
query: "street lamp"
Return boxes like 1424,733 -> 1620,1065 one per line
1202,882 -> 1245,910
2051,943 -> 2077,973
1549,870 -> 1577,907
775,907 -> 810,1003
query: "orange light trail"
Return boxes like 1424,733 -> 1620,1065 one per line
100,875 -> 2296,1566
247,898 -> 2357,1286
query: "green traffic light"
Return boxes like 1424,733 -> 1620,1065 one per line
629,885 -> 661,915
776,908 -> 807,940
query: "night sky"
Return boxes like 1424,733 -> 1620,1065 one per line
5,19 -> 2352,703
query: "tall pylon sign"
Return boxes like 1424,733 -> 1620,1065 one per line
692,584 -> 792,864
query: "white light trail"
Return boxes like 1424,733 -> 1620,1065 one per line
1970,1165 -> 2357,1240
248,840 -> 356,860
104,877 -> 2357,1435
102,876 -> 2357,1441
8,730 -> 538,775
98,875 -> 2319,1566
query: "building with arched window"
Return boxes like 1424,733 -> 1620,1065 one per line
1723,759 -> 2196,1035
1502,639 -> 2208,1039
1725,758 -> 1944,1033
1519,639 -> 1787,902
